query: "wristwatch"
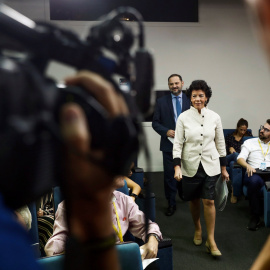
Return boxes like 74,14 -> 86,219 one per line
130,193 -> 138,199
146,233 -> 160,242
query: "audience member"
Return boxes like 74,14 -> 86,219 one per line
237,120 -> 270,231
173,80 -> 229,257
225,118 -> 253,203
15,205 -> 32,231
37,191 -> 55,256
45,176 -> 162,261
225,118 -> 253,162
152,74 -> 190,216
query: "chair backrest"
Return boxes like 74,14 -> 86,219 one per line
242,136 -> 255,142
116,242 -> 143,270
37,242 -> 143,270
37,254 -> 64,270
116,180 -> 129,195
223,128 -> 252,138
27,202 -> 40,257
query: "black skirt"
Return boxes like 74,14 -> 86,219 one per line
178,163 -> 219,201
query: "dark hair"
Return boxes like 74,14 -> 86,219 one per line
236,118 -> 248,129
233,118 -> 248,136
267,119 -> 270,125
168,74 -> 182,82
185,80 -> 212,104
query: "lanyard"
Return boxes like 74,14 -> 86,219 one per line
112,201 -> 123,243
258,139 -> 270,160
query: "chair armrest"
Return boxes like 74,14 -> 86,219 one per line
265,181 -> 270,191
232,163 -> 242,168
158,237 -> 172,249
132,167 -> 144,173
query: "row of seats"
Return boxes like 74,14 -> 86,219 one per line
37,242 -> 144,270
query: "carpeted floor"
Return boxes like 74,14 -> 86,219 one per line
145,172 -> 270,270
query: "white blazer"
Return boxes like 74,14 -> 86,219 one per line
173,106 -> 226,177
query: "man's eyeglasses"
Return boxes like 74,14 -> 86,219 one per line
260,125 -> 270,132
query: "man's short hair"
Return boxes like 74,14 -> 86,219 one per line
267,119 -> 270,125
168,74 -> 182,82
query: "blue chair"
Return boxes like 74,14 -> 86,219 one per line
37,242 -> 143,270
130,167 -> 144,189
28,202 -> 39,244
223,129 -> 253,197
37,254 -> 64,270
264,184 -> 270,227
28,202 -> 41,257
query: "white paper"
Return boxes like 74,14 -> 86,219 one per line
167,137 -> 174,144
142,258 -> 159,269
140,248 -> 159,269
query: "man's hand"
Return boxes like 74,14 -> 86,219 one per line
229,147 -> 236,154
166,130 -> 175,138
246,164 -> 256,177
174,166 -> 182,181
140,236 -> 159,260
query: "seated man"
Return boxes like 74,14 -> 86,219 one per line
237,120 -> 270,231
45,176 -> 162,260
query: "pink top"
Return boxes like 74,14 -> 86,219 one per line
45,191 -> 162,256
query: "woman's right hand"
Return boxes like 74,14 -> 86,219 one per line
174,166 -> 182,181
229,147 -> 236,154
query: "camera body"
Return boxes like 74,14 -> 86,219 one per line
0,5 -> 154,209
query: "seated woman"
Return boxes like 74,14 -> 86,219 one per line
225,118 -> 253,203
44,176 -> 162,261
37,191 -> 55,256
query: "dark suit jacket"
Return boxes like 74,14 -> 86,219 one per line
152,92 -> 190,152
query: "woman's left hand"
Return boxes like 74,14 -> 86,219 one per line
174,166 -> 182,181
221,166 -> 230,182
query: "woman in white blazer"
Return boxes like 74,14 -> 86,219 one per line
173,80 -> 229,257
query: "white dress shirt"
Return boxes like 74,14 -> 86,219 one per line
237,138 -> 270,168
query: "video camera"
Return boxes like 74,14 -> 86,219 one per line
0,4 -> 154,209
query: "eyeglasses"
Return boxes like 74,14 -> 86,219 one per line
260,125 -> 270,132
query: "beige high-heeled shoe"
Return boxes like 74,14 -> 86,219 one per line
193,232 -> 202,246
205,241 -> 222,257
230,187 -> 237,204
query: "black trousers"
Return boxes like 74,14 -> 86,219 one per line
244,173 -> 265,216
162,151 -> 177,207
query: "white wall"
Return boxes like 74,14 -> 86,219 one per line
3,0 -> 270,171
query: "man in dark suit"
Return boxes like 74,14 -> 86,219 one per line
152,74 -> 190,216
